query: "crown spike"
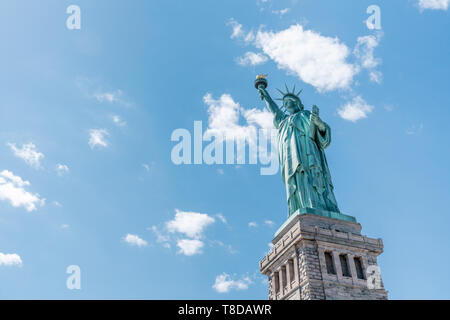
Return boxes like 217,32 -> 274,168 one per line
292,85 -> 296,94
276,88 -> 286,96
296,89 -> 303,96
285,83 -> 290,94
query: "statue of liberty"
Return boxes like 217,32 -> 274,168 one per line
255,75 -> 351,220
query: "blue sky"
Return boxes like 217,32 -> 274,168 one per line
0,0 -> 449,299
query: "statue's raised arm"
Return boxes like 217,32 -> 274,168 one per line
259,86 -> 281,115
254,74 -> 281,115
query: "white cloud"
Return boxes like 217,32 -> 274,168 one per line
354,34 -> 382,83
8,143 -> 44,169
264,220 -> 275,227
176,239 -> 204,256
60,224 -> 70,229
213,273 -> 252,293
203,93 -> 273,147
418,0 -> 449,10
123,234 -> 148,247
56,164 -> 69,176
253,24 -> 358,92
112,115 -> 127,127
166,209 -> 215,239
0,253 -> 22,267
0,170 -> 45,212
248,221 -> 258,228
236,52 -> 268,66
337,96 -> 374,122
88,129 -> 109,149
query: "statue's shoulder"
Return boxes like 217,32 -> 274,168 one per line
293,110 -> 310,120
302,109 -> 311,116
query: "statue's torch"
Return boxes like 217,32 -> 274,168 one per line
254,74 -> 268,100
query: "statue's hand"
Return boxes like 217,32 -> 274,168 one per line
258,86 -> 269,101
310,113 -> 326,131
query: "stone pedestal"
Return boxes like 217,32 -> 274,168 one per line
259,211 -> 388,300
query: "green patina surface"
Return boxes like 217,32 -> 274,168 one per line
255,75 -> 357,229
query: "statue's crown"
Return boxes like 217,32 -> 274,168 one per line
275,84 -> 303,101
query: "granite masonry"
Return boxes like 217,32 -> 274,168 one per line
259,213 -> 388,300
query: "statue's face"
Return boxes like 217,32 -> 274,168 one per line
283,96 -> 302,114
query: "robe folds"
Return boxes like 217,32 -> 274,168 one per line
274,109 -> 340,217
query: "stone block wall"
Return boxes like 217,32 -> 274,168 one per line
260,214 -> 388,300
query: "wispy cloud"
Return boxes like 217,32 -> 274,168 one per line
94,90 -> 123,104
264,220 -> 275,227
406,123 -> 424,135
272,8 -> 290,16
354,34 -> 382,83
227,18 -> 244,39
56,164 -> 70,176
53,201 -> 62,207
149,226 -> 171,248
76,77 -> 133,107
212,240 -> 237,254
0,170 -> 45,212
248,221 -> 258,228
7,143 -> 44,169
111,115 -> 127,127
418,0 -> 449,10
216,213 -> 227,224
142,162 -> 155,173
88,129 -> 109,149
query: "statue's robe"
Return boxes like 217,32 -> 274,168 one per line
273,109 -> 340,217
